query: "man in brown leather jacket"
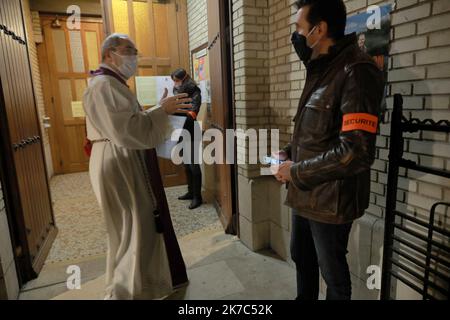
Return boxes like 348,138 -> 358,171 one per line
273,0 -> 384,300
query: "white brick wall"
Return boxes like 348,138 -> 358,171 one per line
187,0 -> 208,53
346,0 -> 450,299
233,0 -> 271,179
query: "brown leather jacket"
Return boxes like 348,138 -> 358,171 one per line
284,33 -> 384,225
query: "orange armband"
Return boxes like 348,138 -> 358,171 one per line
188,111 -> 197,120
342,113 -> 378,134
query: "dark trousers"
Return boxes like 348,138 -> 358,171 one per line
290,211 -> 353,300
185,164 -> 202,199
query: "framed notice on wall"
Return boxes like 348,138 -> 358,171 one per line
191,44 -> 211,104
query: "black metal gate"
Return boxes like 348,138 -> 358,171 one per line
381,94 -> 450,300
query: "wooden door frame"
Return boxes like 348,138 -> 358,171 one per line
38,15 -> 103,174
207,0 -> 239,236
226,0 -> 239,238
37,28 -> 62,174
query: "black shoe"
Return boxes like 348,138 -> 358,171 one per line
189,198 -> 203,210
178,193 -> 193,200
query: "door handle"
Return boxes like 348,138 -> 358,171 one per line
43,116 -> 51,128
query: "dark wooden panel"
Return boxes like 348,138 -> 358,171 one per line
0,0 -> 57,284
207,0 -> 236,234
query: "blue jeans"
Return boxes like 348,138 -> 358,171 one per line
290,211 -> 353,300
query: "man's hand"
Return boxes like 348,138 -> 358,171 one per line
272,161 -> 294,184
272,150 -> 289,162
160,91 -> 193,115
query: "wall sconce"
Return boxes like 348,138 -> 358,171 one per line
51,15 -> 61,29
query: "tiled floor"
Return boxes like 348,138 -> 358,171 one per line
46,173 -> 107,263
19,172 -> 297,300
51,228 -> 297,300
46,173 -> 221,264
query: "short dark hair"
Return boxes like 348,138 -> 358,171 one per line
171,68 -> 188,81
294,0 -> 347,40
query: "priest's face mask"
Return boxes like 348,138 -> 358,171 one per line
111,39 -> 139,79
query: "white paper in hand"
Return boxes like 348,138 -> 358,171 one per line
156,115 -> 187,160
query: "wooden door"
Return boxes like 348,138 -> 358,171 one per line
207,0 -> 236,234
39,16 -> 104,174
102,0 -> 189,187
0,0 -> 57,283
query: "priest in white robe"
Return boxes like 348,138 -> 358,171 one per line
83,33 -> 191,300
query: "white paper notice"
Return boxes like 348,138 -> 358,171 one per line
198,80 -> 211,103
156,76 -> 174,102
156,115 -> 187,160
136,76 -> 157,106
71,101 -> 85,118
136,76 -> 174,107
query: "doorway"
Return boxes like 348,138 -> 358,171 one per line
38,15 -> 104,174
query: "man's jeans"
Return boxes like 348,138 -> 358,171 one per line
290,211 -> 353,300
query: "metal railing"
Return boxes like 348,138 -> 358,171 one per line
381,94 -> 450,300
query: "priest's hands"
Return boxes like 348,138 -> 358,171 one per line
160,89 -> 193,115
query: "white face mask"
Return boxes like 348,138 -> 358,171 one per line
112,51 -> 138,79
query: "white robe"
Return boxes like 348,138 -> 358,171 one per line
83,66 -> 174,300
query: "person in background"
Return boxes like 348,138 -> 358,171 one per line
357,32 -> 368,53
171,68 -> 203,210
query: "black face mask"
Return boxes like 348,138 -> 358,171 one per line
291,31 -> 312,63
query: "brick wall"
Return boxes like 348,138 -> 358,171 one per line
233,0 -> 450,212
364,0 -> 450,298
187,0 -> 208,55
268,0 -> 301,149
232,0 -> 271,178
368,0 -> 450,225
231,0 -> 297,256
22,0 -> 54,178
229,0 -> 450,299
